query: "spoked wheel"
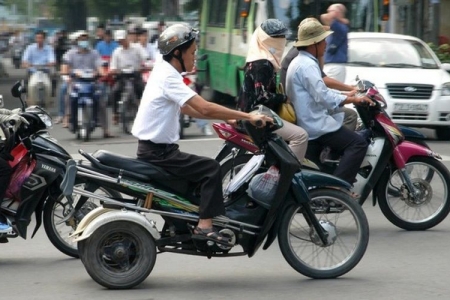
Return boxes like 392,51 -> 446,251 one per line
43,181 -> 122,258
377,157 -> 450,230
278,188 -> 369,279
79,221 -> 157,289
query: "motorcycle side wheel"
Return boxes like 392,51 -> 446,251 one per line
78,221 -> 157,289
121,96 -> 137,134
377,156 -> 450,230
278,188 -> 369,279
43,181 -> 122,258
82,106 -> 92,142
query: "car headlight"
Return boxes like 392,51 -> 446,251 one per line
442,82 -> 450,96
38,113 -> 53,128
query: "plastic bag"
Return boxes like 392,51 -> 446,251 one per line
247,165 -> 280,209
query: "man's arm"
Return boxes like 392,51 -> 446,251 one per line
21,45 -> 31,68
47,46 -> 56,67
324,76 -> 354,91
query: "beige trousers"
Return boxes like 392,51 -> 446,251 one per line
275,121 -> 309,162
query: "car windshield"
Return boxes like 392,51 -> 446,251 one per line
348,38 -> 439,69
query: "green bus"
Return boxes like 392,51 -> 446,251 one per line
196,0 -> 385,100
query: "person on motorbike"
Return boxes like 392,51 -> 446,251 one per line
109,29 -> 148,125
280,18 -> 357,132
285,19 -> 371,186
60,31 -> 113,138
235,19 -> 309,163
95,29 -> 118,58
0,109 -> 29,233
131,24 -> 270,246
21,30 -> 56,95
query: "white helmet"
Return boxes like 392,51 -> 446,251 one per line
114,29 -> 127,41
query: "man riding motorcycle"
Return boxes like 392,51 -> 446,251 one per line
60,31 -> 112,138
109,29 -> 147,125
22,30 -> 56,97
285,19 -> 371,186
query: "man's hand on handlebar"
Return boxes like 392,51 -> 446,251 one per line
249,114 -> 273,128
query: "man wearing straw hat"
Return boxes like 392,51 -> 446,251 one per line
285,19 -> 371,186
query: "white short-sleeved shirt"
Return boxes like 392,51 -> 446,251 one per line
131,60 -> 196,143
110,44 -> 147,71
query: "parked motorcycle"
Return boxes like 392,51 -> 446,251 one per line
27,65 -> 52,108
69,69 -> 100,141
216,80 -> 450,231
63,105 -> 369,289
5,80 -> 120,258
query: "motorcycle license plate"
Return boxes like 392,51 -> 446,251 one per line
393,103 -> 428,112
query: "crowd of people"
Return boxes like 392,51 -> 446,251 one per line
10,20 -> 214,138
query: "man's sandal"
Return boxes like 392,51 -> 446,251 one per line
192,226 -> 233,247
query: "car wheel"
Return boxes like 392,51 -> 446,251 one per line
435,126 -> 450,141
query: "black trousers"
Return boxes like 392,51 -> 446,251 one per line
137,141 -> 225,219
311,126 -> 368,185
0,157 -> 12,201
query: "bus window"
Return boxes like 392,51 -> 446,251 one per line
208,0 -> 228,27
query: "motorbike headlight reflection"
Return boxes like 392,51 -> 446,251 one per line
441,82 -> 450,96
38,113 -> 53,128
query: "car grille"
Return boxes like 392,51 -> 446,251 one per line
386,84 -> 434,99
392,112 -> 428,121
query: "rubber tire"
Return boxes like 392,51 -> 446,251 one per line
179,114 -> 185,139
435,126 -> 450,141
377,156 -> 450,230
278,188 -> 369,279
83,106 -> 92,142
43,182 -> 122,258
78,221 -> 157,289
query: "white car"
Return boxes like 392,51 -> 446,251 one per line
345,32 -> 450,140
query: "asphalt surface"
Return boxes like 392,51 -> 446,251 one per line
2,59 -> 450,300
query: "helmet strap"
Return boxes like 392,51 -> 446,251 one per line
173,50 -> 186,73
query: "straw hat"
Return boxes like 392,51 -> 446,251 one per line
293,19 -> 333,47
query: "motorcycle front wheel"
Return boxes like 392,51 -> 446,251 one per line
377,157 -> 450,230
43,181 -> 122,258
278,188 -> 369,279
79,221 -> 157,289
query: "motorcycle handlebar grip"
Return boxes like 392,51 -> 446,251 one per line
60,159 -> 77,197
255,120 -> 263,127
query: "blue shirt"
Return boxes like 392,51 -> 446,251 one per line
22,43 -> 55,65
324,20 -> 348,64
285,51 -> 347,140
95,40 -> 119,57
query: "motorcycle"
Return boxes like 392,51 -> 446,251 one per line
69,69 -> 101,141
27,65 -> 52,109
4,80 -> 121,258
63,105 -> 369,289
115,67 -> 140,134
11,44 -> 23,69
216,80 -> 450,231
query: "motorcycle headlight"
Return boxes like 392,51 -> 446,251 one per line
442,82 -> 450,96
38,113 -> 53,128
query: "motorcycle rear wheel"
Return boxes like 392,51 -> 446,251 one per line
79,221 -> 157,289
377,157 -> 450,230
278,188 -> 369,279
43,181 -> 122,258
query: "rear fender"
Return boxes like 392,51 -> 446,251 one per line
73,207 -> 160,242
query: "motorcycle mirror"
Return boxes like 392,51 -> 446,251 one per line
10,80 -> 27,111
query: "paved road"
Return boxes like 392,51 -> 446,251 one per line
2,60 -> 450,300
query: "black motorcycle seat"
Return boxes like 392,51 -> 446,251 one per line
93,150 -> 179,181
